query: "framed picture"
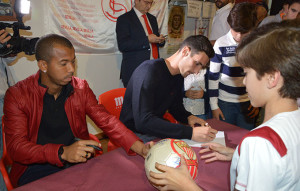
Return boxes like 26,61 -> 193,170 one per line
0,0 -> 17,21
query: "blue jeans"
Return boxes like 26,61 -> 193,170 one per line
218,99 -> 255,130
1,96 -> 8,191
18,164 -> 65,186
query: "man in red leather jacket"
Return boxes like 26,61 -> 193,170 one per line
3,34 -> 150,187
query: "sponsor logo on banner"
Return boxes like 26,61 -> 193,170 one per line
101,0 -> 133,22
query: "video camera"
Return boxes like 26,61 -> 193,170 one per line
0,21 -> 39,57
0,0 -> 39,57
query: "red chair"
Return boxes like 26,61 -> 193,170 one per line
98,88 -> 126,119
163,112 -> 179,124
1,116 -> 13,191
99,88 -> 126,152
98,88 -> 179,151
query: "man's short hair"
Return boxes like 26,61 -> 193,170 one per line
227,2 -> 257,34
283,0 -> 292,5
236,19 -> 300,100
288,0 -> 300,6
179,35 -> 214,58
35,34 -> 74,63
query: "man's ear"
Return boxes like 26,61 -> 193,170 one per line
267,71 -> 281,89
181,46 -> 191,57
38,60 -> 48,72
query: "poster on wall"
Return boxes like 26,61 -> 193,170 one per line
168,5 -> 184,39
186,0 -> 201,18
162,1 -> 216,57
185,0 -> 215,38
0,0 -> 17,21
196,18 -> 210,37
44,0 -> 168,54
167,5 -> 184,55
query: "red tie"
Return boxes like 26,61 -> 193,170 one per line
142,14 -> 158,59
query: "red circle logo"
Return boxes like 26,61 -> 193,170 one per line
101,0 -> 133,22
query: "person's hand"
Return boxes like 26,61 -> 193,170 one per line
191,124 -> 218,142
247,105 -> 259,118
199,142 -> 235,163
187,115 -> 206,127
212,108 -> 225,120
62,140 -> 101,163
130,140 -> 154,158
185,88 -> 204,99
0,29 -> 11,47
148,34 -> 165,44
141,141 -> 154,158
157,34 -> 166,44
148,155 -> 203,191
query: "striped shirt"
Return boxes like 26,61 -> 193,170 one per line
208,31 -> 249,110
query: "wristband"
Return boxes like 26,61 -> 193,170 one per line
58,145 -> 65,163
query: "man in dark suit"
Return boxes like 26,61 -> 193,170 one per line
116,0 -> 165,87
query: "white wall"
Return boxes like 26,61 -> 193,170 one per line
4,0 -> 124,134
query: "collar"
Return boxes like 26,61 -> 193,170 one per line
38,72 -> 48,88
227,30 -> 238,46
43,82 -> 73,100
276,12 -> 283,21
280,12 -> 285,19
36,70 -> 74,97
133,7 -> 145,18
216,3 -> 233,14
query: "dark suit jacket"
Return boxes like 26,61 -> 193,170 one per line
116,9 -> 163,87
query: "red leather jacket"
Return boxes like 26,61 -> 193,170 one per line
3,71 -> 139,187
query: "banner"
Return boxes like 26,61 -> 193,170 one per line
44,0 -> 168,54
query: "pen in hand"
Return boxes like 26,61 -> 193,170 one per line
74,137 -> 103,151
87,144 -> 103,151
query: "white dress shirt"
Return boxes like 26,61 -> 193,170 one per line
209,3 -> 233,41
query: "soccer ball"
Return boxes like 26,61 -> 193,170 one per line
145,138 -> 198,180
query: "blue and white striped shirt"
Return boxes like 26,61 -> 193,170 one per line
208,31 -> 249,110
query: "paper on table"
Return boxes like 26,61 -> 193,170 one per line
182,131 -> 225,147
